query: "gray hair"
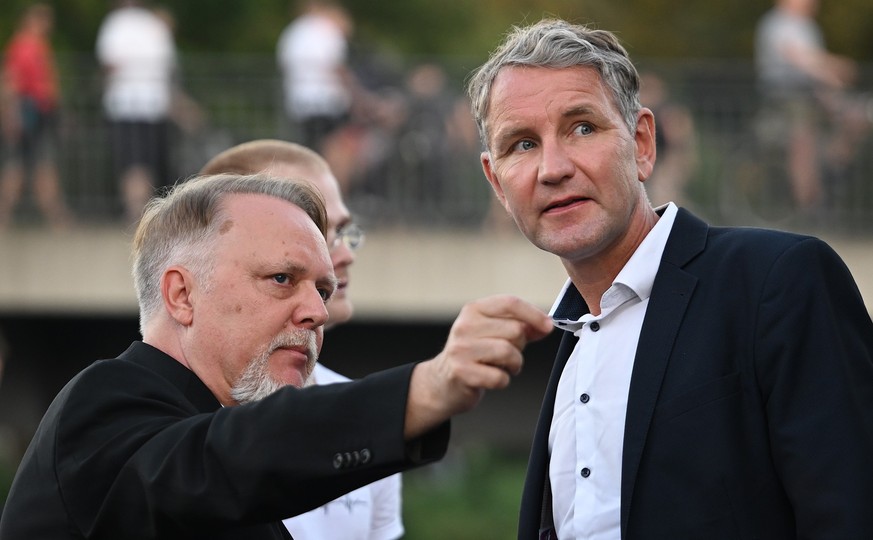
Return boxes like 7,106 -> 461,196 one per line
466,19 -> 642,149
131,173 -> 328,334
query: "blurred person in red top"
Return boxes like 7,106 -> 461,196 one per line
0,3 -> 72,231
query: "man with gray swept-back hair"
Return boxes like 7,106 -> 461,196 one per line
468,18 -> 873,540
466,18 -> 641,147
0,172 -> 555,539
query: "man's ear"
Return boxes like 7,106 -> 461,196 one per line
481,151 -> 509,209
162,266 -> 195,327
635,108 -> 657,182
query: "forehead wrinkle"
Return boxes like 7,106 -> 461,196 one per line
563,104 -> 596,118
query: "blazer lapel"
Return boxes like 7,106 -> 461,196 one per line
519,285 -> 584,538
619,208 -> 707,536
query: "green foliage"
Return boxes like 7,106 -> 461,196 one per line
402,448 -> 528,540
1,0 -> 872,60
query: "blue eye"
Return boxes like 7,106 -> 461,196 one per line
318,288 -> 333,302
575,123 -> 594,135
513,139 -> 536,152
273,274 -> 289,285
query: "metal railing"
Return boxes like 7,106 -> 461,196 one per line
8,54 -> 873,235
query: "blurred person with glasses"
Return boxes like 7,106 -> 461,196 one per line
200,139 -> 402,540
332,221 -> 364,251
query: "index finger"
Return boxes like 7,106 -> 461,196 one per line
472,294 -> 554,341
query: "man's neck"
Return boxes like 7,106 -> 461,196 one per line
562,206 -> 660,316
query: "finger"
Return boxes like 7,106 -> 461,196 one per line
467,295 -> 554,341
450,314 -> 533,351
444,336 -> 524,377
452,355 -> 515,390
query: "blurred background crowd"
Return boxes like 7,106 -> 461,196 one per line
0,0 -> 872,537
0,0 -> 869,233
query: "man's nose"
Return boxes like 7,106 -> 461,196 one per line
538,140 -> 575,184
294,285 -> 330,329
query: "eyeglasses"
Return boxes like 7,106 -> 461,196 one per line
331,222 -> 365,251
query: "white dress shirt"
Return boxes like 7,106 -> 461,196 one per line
549,203 -> 678,539
283,363 -> 404,540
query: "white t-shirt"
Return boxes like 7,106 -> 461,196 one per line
754,7 -> 824,94
276,13 -> 351,119
96,6 -> 176,121
283,363 -> 404,540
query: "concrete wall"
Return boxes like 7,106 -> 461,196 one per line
0,226 -> 870,319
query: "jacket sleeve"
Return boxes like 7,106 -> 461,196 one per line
55,361 -> 449,538
753,237 -> 873,537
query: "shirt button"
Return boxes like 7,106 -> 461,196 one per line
580,393 -> 590,404
590,321 -> 600,332
581,467 -> 591,478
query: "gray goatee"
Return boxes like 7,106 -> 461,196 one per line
230,330 -> 318,404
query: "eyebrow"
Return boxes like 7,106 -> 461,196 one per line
563,104 -> 597,118
491,104 -> 599,150
491,125 -> 531,151
272,262 -> 337,291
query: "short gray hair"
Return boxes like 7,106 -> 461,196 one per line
131,173 -> 328,333
466,19 -> 641,149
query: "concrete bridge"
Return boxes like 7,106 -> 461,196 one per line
1,226 -> 870,319
0,226 -> 871,456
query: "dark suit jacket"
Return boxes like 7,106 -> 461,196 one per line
518,208 -> 873,539
0,342 -> 449,539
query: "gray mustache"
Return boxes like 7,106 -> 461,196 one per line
268,330 -> 318,363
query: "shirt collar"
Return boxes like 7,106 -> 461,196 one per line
550,202 -> 679,327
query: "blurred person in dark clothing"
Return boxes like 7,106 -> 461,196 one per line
637,71 -> 697,209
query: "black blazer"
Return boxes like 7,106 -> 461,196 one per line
518,208 -> 873,539
0,342 -> 448,539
